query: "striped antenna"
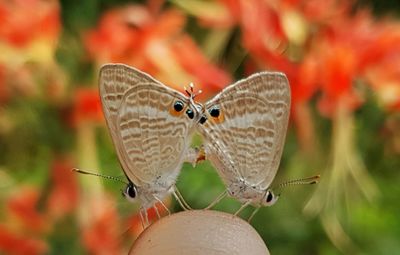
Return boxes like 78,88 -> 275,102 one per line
72,168 -> 128,185
277,175 -> 320,188
271,175 -> 320,195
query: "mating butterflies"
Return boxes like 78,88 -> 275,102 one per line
97,63 -> 318,224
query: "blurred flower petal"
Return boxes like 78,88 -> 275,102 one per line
72,88 -> 103,126
46,156 -> 79,220
0,0 -> 60,48
82,196 -> 122,255
0,225 -> 48,255
7,187 -> 48,234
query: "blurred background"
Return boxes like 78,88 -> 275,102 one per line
1,0 -> 400,254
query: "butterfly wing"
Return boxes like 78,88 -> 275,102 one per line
99,64 -> 195,186
197,72 -> 290,189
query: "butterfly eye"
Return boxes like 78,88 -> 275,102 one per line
126,184 -> 137,199
208,106 -> 224,124
266,191 -> 273,203
173,101 -> 184,112
170,100 -> 186,117
186,108 -> 194,119
209,106 -> 220,118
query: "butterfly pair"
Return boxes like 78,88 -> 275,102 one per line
76,63 -> 319,226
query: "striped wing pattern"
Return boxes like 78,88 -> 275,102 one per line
198,72 -> 290,189
99,64 -> 193,186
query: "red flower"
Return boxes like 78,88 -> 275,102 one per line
228,0 -> 400,116
84,5 -> 185,70
312,11 -> 400,115
0,225 -> 48,255
316,43 -> 362,116
71,88 -> 103,126
297,0 -> 351,24
0,64 -> 8,104
6,187 -> 48,234
171,35 -> 231,99
84,3 -> 231,97
0,0 -> 60,47
365,55 -> 400,111
46,156 -> 79,220
239,0 -> 286,54
82,197 -> 122,255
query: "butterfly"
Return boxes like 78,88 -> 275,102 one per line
96,64 -> 205,225
76,63 -> 318,225
195,70 -> 319,221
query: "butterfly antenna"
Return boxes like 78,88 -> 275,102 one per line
72,168 -> 128,185
184,82 -> 195,97
272,175 -> 320,195
278,175 -> 320,188
185,82 -> 202,99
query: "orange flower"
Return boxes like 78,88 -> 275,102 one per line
239,0 -> 286,54
46,156 -> 79,220
71,88 -> 103,126
84,5 -> 185,70
0,225 -> 48,255
0,185 -> 52,255
231,0 -> 400,116
0,64 -> 8,104
313,11 -> 400,115
364,55 -> 400,111
171,36 -> 231,98
295,0 -> 351,24
6,187 -> 49,234
316,43 -> 362,116
82,197 -> 122,255
0,0 -> 60,47
84,3 -> 231,97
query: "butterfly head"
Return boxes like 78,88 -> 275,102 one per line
184,82 -> 205,120
123,182 -> 139,203
261,175 -> 320,206
261,189 -> 279,206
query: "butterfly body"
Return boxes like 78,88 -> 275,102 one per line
198,72 -> 290,209
126,180 -> 176,209
99,64 -> 202,214
227,179 -> 266,205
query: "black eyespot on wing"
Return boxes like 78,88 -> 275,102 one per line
174,101 -> 184,112
186,108 -> 194,119
199,116 -> 207,124
266,191 -> 273,203
126,184 -> 136,199
209,106 -> 220,118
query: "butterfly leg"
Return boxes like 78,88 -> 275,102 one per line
205,190 -> 228,210
172,186 -> 192,211
153,204 -> 161,219
247,206 -> 260,223
153,195 -> 171,215
138,209 -> 145,229
234,200 -> 252,217
139,207 -> 149,228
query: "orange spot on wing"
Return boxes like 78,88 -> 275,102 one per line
169,103 -> 186,117
210,111 -> 225,124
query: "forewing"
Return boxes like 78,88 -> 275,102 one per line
99,64 -> 193,185
198,72 -> 290,189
